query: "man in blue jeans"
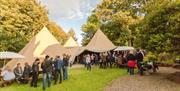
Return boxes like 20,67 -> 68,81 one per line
41,55 -> 53,90
54,56 -> 63,84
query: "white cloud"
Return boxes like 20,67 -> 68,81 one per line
39,0 -> 100,20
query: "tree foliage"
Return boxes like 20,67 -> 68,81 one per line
137,0 -> 180,54
82,0 -> 145,46
67,28 -> 77,41
0,0 -> 68,52
82,0 -> 179,54
47,22 -> 68,45
0,0 -> 49,52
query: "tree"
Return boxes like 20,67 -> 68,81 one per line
137,0 -> 180,54
67,28 -> 77,41
0,0 -> 48,52
47,22 -> 68,44
81,0 -> 145,46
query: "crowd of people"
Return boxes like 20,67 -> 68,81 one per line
80,49 -> 157,76
0,54 -> 70,90
0,49 -> 159,89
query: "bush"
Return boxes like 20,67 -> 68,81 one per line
158,52 -> 175,65
144,52 -> 157,61
144,52 -> 175,65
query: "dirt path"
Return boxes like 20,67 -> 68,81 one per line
104,67 -> 180,91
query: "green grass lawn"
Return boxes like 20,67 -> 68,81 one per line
0,67 -> 126,91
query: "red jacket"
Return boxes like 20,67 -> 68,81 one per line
128,60 -> 136,68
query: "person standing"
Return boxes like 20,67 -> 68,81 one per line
41,56 -> 53,90
127,58 -> 136,75
83,54 -> 87,67
102,52 -> 107,69
63,54 -> 69,80
135,49 -> 144,75
91,54 -> 95,65
117,53 -> 123,68
94,54 -> 99,65
54,56 -> 63,84
31,58 -> 40,87
14,63 -> 23,84
86,54 -> 91,71
99,53 -> 103,68
126,52 -> 136,75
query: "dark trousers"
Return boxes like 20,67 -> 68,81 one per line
129,67 -> 134,75
137,62 -> 143,75
30,72 -> 38,87
108,61 -> 113,68
100,62 -> 103,68
54,69 -> 62,84
87,63 -> 91,71
103,61 -> 107,68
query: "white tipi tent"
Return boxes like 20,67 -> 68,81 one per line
85,29 -> 116,52
64,37 -> 79,47
68,29 -> 116,62
5,27 -> 65,69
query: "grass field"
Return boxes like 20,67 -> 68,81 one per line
0,67 -> 126,91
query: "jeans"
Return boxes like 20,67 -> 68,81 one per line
43,73 -> 51,90
137,61 -> 143,75
129,67 -> 134,75
54,69 -> 62,84
63,66 -> 68,80
87,63 -> 91,71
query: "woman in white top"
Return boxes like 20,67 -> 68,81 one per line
1,66 -> 15,81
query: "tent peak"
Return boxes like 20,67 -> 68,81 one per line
64,36 -> 79,47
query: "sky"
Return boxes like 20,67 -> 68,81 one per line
39,0 -> 101,45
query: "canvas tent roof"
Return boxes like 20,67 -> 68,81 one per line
5,27 -> 65,69
64,37 -> 79,47
85,29 -> 116,52
114,46 -> 135,51
0,51 -> 25,59
67,29 -> 116,62
64,47 -> 80,62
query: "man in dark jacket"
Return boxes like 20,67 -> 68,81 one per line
54,56 -> 63,84
14,63 -> 23,84
31,58 -> 40,87
135,49 -> 144,75
22,62 -> 32,84
41,55 -> 53,90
